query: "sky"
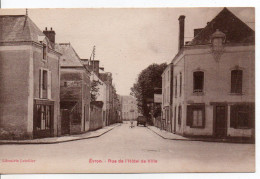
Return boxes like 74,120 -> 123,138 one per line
0,8 -> 255,95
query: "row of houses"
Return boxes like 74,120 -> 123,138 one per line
0,14 -> 121,139
161,8 -> 255,139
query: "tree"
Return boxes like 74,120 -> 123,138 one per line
91,80 -> 102,102
130,63 -> 167,122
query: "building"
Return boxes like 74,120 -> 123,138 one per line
0,15 -> 61,139
120,96 -> 140,121
55,43 -> 91,135
161,63 -> 173,132
99,72 -> 113,125
171,8 -> 255,138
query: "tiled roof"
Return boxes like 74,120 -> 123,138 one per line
55,43 -> 83,67
188,8 -> 255,45
0,15 -> 52,48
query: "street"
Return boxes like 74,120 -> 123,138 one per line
0,122 -> 255,173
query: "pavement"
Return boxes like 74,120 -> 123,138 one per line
0,121 -> 254,173
0,123 -> 121,145
147,125 -> 254,144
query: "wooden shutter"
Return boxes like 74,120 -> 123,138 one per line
39,69 -> 43,98
230,105 -> 237,128
47,70 -> 52,99
186,106 -> 192,126
202,104 -> 206,128
250,104 -> 255,128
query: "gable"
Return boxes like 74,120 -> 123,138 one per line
188,8 -> 254,45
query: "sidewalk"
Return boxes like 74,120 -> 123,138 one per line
147,126 -> 254,144
0,123 -> 121,145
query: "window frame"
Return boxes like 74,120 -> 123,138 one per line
230,104 -> 254,129
42,43 -> 47,61
178,105 -> 182,125
193,71 -> 204,93
186,104 -> 205,128
230,69 -> 243,94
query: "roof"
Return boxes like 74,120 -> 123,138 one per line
188,8 -> 255,45
0,15 -> 52,48
55,43 -> 83,67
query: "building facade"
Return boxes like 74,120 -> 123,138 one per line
120,96 -> 140,121
0,15 -> 61,139
161,63 -> 173,132
56,43 -> 91,135
171,8 -> 255,138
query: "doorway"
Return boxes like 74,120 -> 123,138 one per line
214,105 -> 227,138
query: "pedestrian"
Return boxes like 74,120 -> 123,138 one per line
130,118 -> 134,128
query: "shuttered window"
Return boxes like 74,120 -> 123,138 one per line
230,104 -> 254,129
43,44 -> 47,60
193,71 -> 204,93
39,69 -> 52,99
186,104 -> 205,128
180,72 -> 182,96
175,76 -> 177,98
231,70 -> 243,94
178,105 -> 182,125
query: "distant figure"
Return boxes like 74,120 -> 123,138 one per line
130,119 -> 134,128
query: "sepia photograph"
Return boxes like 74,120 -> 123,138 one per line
0,6 -> 255,174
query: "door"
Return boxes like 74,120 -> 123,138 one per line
214,106 -> 227,138
61,109 -> 70,135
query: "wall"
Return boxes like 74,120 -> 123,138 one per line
0,46 -> 31,139
60,68 -> 83,134
90,104 -> 103,130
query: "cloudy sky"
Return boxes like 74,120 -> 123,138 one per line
0,8 -> 254,95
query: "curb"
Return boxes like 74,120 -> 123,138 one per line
147,126 -> 254,144
0,124 -> 121,145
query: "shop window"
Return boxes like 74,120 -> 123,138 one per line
186,104 -> 205,128
231,70 -> 243,94
193,71 -> 204,93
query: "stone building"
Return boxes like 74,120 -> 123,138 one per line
0,15 -> 61,139
120,96 -> 140,121
55,43 -> 91,135
161,63 -> 173,132
171,8 -> 255,138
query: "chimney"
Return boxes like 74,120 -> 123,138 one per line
43,27 -> 56,45
178,15 -> 185,51
90,60 -> 100,75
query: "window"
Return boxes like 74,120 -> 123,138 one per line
175,76 -> 177,98
43,44 -> 47,60
231,70 -> 242,94
193,71 -> 204,93
180,72 -> 182,96
42,70 -> 48,90
230,104 -> 254,129
178,105 -> 182,125
174,106 -> 177,125
186,104 -> 205,128
40,69 -> 51,99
